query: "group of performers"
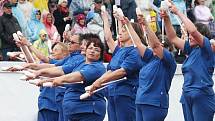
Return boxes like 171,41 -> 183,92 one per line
2,1 -> 215,121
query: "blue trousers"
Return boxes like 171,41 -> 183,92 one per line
108,95 -> 136,121
136,104 -> 168,121
64,113 -> 104,121
181,90 -> 215,121
37,109 -> 59,121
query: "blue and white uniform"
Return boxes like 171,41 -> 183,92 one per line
180,37 -> 215,121
62,61 -> 106,121
107,45 -> 143,121
136,48 -> 176,121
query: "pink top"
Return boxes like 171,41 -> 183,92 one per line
194,5 -> 213,25
42,12 -> 59,44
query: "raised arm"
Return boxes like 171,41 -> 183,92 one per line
20,37 -> 50,63
169,1 -> 204,47
144,17 -> 164,59
161,10 -> 185,50
101,11 -> 117,52
127,15 -> 148,57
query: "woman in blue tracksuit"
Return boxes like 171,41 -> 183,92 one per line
87,11 -> 143,121
41,36 -> 106,121
133,13 -> 177,121
162,3 -> 215,121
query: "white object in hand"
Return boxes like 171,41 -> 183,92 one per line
29,79 -> 40,85
17,31 -> 24,39
13,33 -> 21,42
136,7 -> 142,15
7,52 -> 16,57
12,65 -> 24,70
23,71 -> 36,78
164,0 -> 171,7
117,8 -> 124,18
64,24 -> 70,32
113,5 -> 118,13
43,82 -> 53,87
19,54 -> 25,59
80,92 -> 90,100
20,75 -> 29,80
85,85 -> 93,91
1,67 -> 10,71
101,5 -> 106,12
160,1 -> 168,10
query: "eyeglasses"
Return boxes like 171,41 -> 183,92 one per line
87,47 -> 101,53
41,34 -> 47,37
65,41 -> 80,45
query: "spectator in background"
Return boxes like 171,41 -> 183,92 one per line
53,0 -> 72,40
69,0 -> 92,17
10,0 -> 31,41
28,9 -> 46,43
71,13 -> 89,34
17,0 -> 34,21
32,29 -> 50,62
48,0 -> 58,14
87,11 -> 105,43
0,0 -> 9,16
0,2 -> 21,60
194,0 -> 214,25
42,11 -> 60,44
118,0 -> 137,21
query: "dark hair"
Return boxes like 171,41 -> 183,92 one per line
131,22 -> 148,46
195,23 -> 212,39
36,9 -> 41,15
157,34 -> 174,52
85,34 -> 104,61
194,0 -> 200,6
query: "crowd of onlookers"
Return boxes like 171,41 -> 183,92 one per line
0,0 -> 214,63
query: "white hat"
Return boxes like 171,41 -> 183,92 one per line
58,0 -> 67,5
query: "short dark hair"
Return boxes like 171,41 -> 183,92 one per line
85,34 -> 104,61
195,23 -> 212,39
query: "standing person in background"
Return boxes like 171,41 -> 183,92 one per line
28,9 -> 47,43
162,2 -> 215,121
53,0 -> 72,40
42,11 -> 60,44
71,12 -> 89,34
10,0 -> 31,41
118,0 -> 137,21
32,29 -> 50,62
194,0 -> 214,25
17,0 -> 34,21
0,2 -> 21,61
